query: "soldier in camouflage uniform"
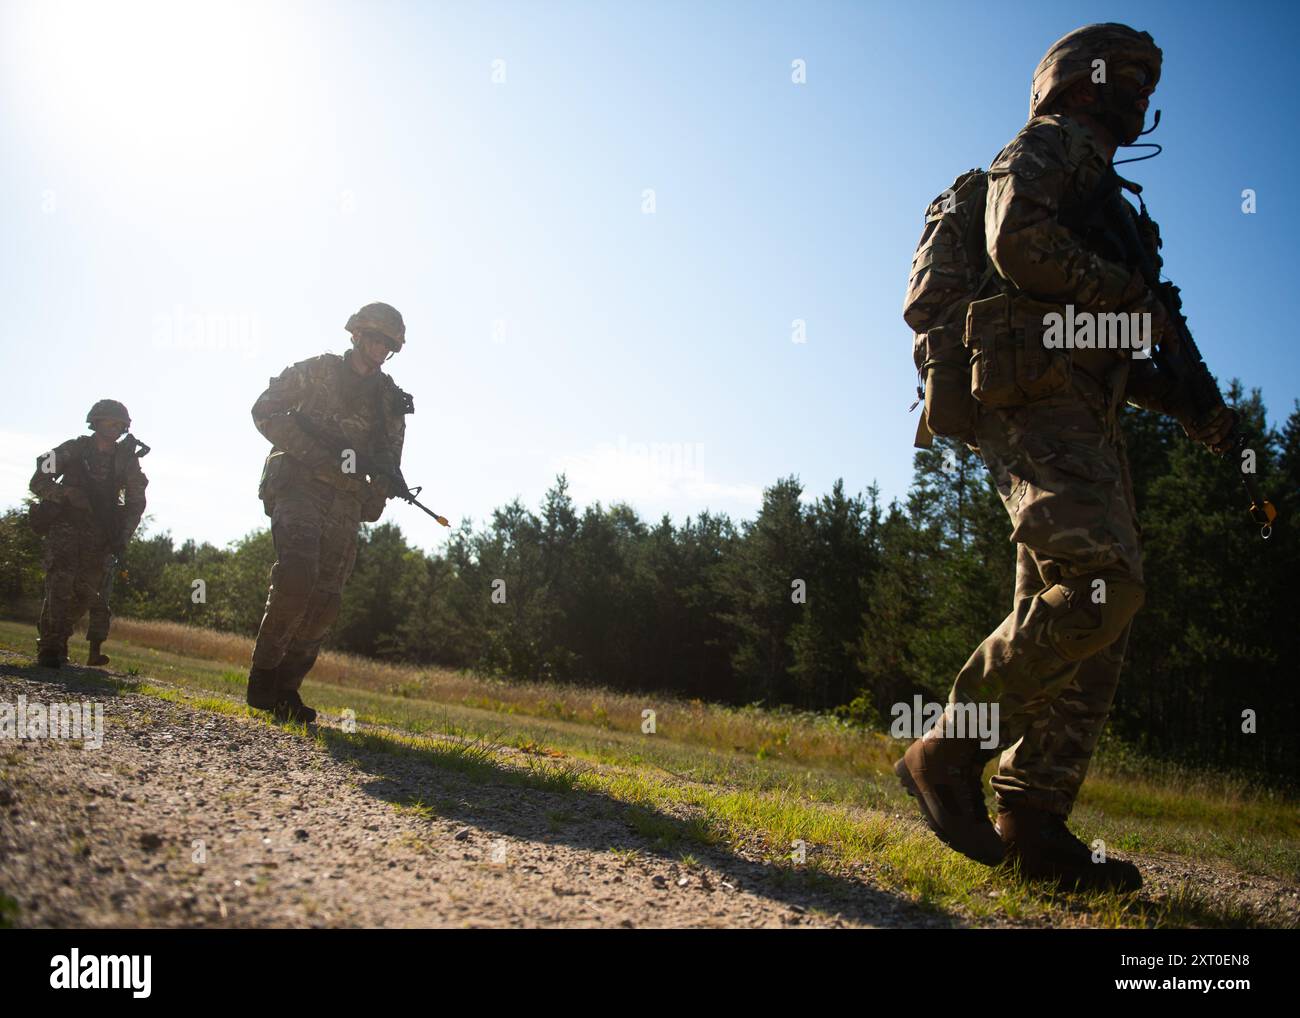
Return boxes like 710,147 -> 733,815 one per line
895,24 -> 1235,891
246,302 -> 414,723
28,400 -> 149,669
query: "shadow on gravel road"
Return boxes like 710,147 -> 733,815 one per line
311,716 -> 962,928
1,658 -> 960,928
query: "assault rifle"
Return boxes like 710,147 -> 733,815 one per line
103,433 -> 149,563
1105,176 -> 1278,539
366,448 -> 451,528
122,433 -> 151,459
287,410 -> 450,527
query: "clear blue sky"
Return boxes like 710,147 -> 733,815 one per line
2,0 -> 1296,551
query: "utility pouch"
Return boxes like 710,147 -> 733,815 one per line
258,452 -> 287,517
966,292 -> 1072,407
919,325 -> 976,443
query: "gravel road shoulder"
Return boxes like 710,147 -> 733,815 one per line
2,656 -> 1296,929
0,660 -> 912,928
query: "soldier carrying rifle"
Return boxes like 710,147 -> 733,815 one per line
28,399 -> 149,669
896,23 -> 1262,892
245,302 -> 420,723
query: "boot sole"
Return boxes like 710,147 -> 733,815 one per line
1014,870 -> 1142,893
894,756 -> 1006,866
1001,852 -> 1142,893
247,700 -> 316,724
273,712 -> 317,724
271,704 -> 317,724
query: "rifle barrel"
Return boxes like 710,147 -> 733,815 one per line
1108,188 -> 1276,539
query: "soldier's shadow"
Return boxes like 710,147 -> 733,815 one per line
0,659 -> 963,927
0,660 -> 139,698
311,717 -> 963,928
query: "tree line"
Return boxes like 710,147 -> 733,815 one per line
2,382 -> 1296,786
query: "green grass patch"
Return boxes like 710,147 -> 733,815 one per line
2,617 -> 1295,928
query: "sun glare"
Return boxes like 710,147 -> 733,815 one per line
9,0 -> 307,180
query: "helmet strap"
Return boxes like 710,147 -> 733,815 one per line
350,333 -> 390,372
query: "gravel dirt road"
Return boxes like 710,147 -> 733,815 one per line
2,657 -> 1296,928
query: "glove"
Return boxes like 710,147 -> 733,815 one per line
1143,297 -> 1175,353
61,486 -> 91,511
360,491 -> 386,523
1181,404 -> 1237,456
360,475 -> 388,522
368,451 -> 408,497
1116,274 -> 1176,357
1113,267 -> 1149,310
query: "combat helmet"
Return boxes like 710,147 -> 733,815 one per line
1030,23 -> 1162,119
345,301 -> 406,353
86,399 -> 131,428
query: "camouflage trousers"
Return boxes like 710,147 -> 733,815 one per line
38,520 -> 111,659
949,366 -> 1144,818
86,557 -> 116,645
251,477 -> 362,693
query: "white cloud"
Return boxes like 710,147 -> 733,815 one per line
554,436 -> 763,516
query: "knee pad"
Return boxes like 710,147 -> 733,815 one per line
1041,575 -> 1145,662
271,552 -> 319,601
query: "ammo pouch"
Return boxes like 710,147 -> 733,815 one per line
916,325 -> 976,444
965,292 -> 1072,407
258,452 -> 290,517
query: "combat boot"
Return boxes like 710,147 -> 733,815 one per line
894,725 -> 1005,866
272,690 -> 317,725
36,648 -> 61,669
87,643 -> 110,667
246,667 -> 280,711
273,653 -> 318,724
995,805 -> 1143,892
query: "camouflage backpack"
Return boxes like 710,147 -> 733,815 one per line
902,169 -> 995,447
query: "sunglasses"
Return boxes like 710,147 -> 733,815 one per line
360,332 -> 399,354
1113,62 -> 1152,88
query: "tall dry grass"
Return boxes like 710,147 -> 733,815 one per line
9,615 -> 1288,817
106,617 -> 895,775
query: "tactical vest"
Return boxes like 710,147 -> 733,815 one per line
259,353 -> 411,509
904,129 -> 1157,447
44,436 -> 135,539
